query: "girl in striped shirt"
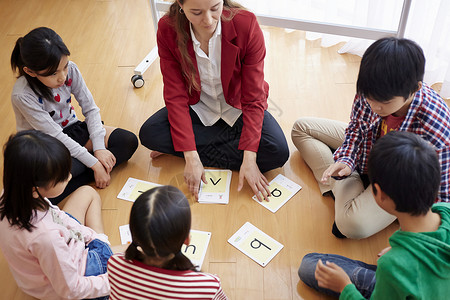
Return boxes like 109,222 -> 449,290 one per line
107,185 -> 228,300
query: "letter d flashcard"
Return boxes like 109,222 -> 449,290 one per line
228,222 -> 283,267
253,174 -> 302,213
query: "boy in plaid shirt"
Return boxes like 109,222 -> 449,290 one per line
291,37 -> 450,239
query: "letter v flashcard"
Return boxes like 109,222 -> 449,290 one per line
228,222 -> 283,267
253,174 -> 302,213
198,169 -> 232,204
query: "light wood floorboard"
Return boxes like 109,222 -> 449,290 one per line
0,1 -> 413,299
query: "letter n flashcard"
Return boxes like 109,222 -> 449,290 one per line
181,230 -> 211,271
253,174 -> 302,213
119,226 -> 211,271
228,222 -> 283,267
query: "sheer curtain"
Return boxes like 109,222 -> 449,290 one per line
240,0 -> 450,98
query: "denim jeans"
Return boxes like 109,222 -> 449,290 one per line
298,253 -> 377,298
64,212 -> 111,300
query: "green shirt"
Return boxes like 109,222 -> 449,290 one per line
340,203 -> 450,300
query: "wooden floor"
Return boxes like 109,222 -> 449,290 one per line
0,0 -> 406,299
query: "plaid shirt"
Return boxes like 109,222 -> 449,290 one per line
334,84 -> 450,202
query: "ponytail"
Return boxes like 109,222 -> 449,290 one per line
127,186 -> 196,271
125,242 -> 145,261
164,250 -> 196,271
10,37 -> 24,76
10,27 -> 70,102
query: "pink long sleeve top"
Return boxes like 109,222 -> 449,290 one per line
0,199 -> 110,299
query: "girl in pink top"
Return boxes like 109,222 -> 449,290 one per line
0,130 -> 117,299
108,186 -> 228,299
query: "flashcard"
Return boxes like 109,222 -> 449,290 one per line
119,226 -> 211,271
181,229 -> 212,271
119,224 -> 132,245
117,177 -> 162,202
198,169 -> 232,204
253,174 -> 302,213
228,222 -> 283,267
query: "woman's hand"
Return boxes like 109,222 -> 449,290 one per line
315,259 -> 352,293
94,149 -> 116,173
321,162 -> 351,184
238,151 -> 270,202
91,161 -> 111,189
184,151 -> 206,200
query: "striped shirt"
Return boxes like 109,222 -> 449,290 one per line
334,83 -> 450,202
108,254 -> 228,300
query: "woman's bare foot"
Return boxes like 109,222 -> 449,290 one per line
150,151 -> 164,159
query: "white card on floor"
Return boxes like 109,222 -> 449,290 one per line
181,230 -> 211,271
119,225 -> 211,271
117,177 -> 162,202
228,222 -> 283,267
198,169 -> 232,204
119,224 -> 132,245
253,174 -> 302,213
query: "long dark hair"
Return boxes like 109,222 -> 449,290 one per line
166,0 -> 244,94
0,130 -> 72,231
11,27 -> 70,102
125,185 -> 196,271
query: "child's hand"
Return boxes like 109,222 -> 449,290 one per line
315,259 -> 352,293
377,246 -> 392,260
91,161 -> 111,189
321,162 -> 351,184
94,149 -> 116,173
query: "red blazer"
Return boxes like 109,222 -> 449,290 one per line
157,9 -> 269,152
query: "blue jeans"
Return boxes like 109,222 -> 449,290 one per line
65,212 -> 111,300
298,253 -> 377,298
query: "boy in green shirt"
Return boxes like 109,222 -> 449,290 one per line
298,131 -> 450,299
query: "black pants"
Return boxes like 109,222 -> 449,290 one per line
49,128 -> 138,204
139,107 -> 289,173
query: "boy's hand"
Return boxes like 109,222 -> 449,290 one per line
321,162 -> 351,184
377,246 -> 392,260
315,259 -> 352,293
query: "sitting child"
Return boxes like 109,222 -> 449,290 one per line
10,27 -> 138,204
291,37 -> 450,239
107,185 -> 228,299
0,130 -> 117,299
298,131 -> 450,299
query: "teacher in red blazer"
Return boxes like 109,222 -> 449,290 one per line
139,0 -> 289,201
